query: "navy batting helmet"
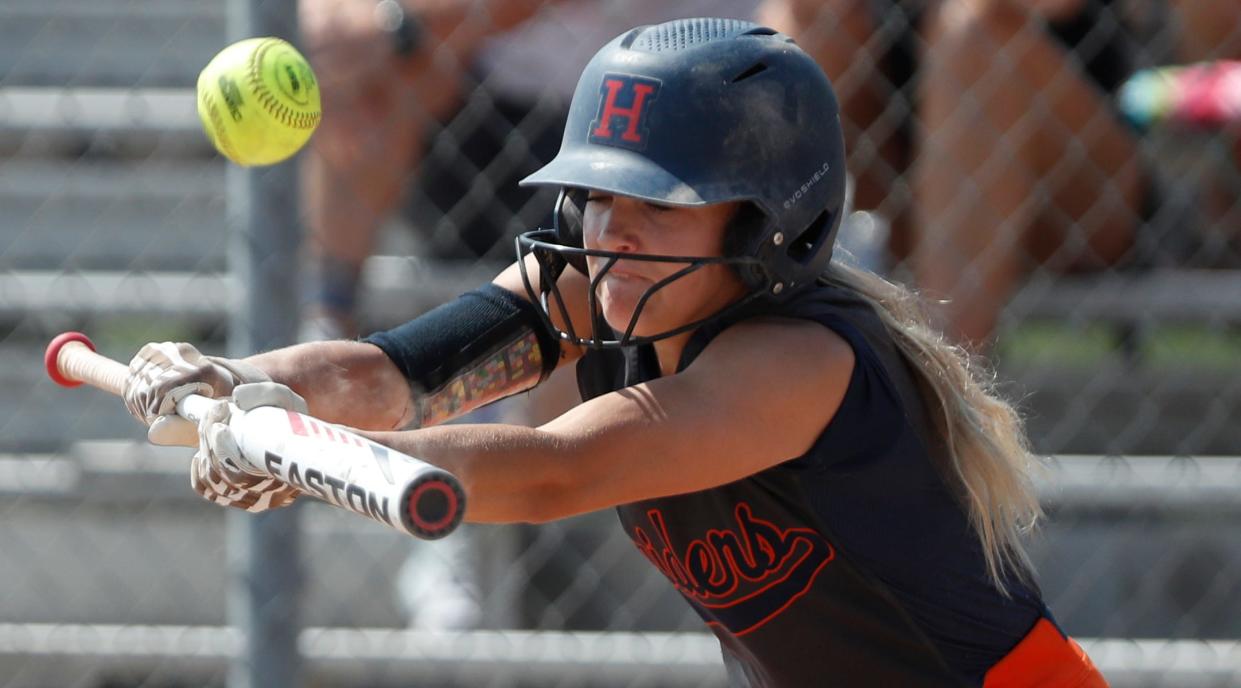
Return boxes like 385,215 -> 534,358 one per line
516,17 -> 847,347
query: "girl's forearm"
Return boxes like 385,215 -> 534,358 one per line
246,341 -> 411,430
362,424 -> 576,524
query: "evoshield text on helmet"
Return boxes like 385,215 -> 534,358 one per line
517,17 -> 847,348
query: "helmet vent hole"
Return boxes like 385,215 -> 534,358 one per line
787,210 -> 832,264
731,63 -> 768,83
633,18 -> 755,52
619,28 -> 644,50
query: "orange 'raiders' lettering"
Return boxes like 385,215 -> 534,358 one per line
629,502 -> 834,636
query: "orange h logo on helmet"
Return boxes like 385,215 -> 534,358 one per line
589,74 -> 662,150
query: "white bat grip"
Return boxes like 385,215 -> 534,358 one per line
55,341 -> 128,395
175,393 -> 217,424
52,337 -> 216,425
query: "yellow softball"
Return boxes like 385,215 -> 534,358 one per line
196,37 -> 322,167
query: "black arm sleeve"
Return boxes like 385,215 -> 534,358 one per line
362,283 -> 561,394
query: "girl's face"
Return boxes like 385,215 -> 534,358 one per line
581,192 -> 747,339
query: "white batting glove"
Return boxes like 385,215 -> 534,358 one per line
191,382 -> 308,513
124,342 -> 271,447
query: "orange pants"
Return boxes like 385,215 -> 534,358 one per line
983,618 -> 1108,687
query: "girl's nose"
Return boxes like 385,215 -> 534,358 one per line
593,200 -> 642,253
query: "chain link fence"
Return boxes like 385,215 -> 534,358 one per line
2,0 -> 1240,686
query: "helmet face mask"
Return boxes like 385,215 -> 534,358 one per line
516,194 -> 771,348
517,17 -> 847,348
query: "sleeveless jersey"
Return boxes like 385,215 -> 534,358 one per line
575,281 -> 1054,687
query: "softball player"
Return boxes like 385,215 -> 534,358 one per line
125,18 -> 1106,686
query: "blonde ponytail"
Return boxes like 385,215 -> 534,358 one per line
822,262 -> 1043,591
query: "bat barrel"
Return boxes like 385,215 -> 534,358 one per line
238,406 -> 467,540
402,472 -> 466,539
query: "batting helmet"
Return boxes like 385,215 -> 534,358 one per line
517,17 -> 847,347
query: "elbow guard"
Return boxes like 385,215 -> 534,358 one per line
362,284 -> 561,426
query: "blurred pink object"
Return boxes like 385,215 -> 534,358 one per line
1119,60 -> 1241,129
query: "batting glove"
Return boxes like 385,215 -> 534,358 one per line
124,342 -> 271,447
191,382 -> 308,513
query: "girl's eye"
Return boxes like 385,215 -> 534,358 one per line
646,201 -> 675,213
586,194 -> 612,204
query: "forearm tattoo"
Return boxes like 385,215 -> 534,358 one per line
412,330 -> 545,427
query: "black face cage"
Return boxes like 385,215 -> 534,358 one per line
514,229 -> 769,349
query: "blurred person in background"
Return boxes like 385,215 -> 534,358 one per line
912,0 -> 1145,347
761,0 -> 1241,347
299,0 -> 555,341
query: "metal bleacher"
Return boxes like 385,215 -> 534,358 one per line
0,1 -> 220,450
3,449 -> 1241,687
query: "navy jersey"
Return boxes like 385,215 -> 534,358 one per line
575,280 -> 1049,687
